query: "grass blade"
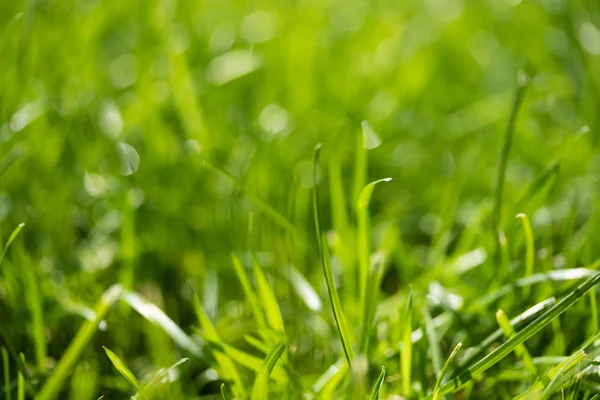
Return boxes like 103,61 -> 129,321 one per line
0,223 -> 25,268
103,347 -> 145,398
231,254 -> 267,329
221,383 -> 232,400
401,289 -> 413,397
2,346 -> 10,400
192,292 -> 245,398
121,291 -> 202,358
495,309 -> 536,377
368,366 -> 386,400
279,264 -> 322,312
428,271 -> 600,398
17,353 -> 24,400
492,71 -> 529,239
36,284 -> 123,400
422,306 -> 443,379
357,177 -> 392,353
250,340 -> 286,400
517,213 -> 535,297
433,342 -> 462,400
252,254 -> 285,333
313,144 -> 355,369
136,357 -> 190,398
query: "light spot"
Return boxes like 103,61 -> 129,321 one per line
240,12 -> 276,44
259,103 -> 291,139
361,120 -> 382,149
84,173 -> 108,197
425,0 -> 464,23
579,22 -> 600,55
10,99 -> 47,132
116,142 -> 140,176
209,24 -> 236,54
205,49 -> 263,85
99,101 -> 123,138
108,54 -> 138,89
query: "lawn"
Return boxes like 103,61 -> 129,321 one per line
2,0 -> 600,398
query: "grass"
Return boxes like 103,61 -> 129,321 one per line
2,0 -> 600,399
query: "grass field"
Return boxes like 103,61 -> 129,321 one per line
2,0 -> 600,398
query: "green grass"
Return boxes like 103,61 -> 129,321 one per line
2,0 -> 600,399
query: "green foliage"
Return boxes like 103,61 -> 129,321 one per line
2,0 -> 600,398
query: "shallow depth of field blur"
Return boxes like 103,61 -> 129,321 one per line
2,0 -> 600,398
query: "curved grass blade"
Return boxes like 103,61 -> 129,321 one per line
121,291 -> 202,358
492,71 -> 529,238
427,271 -> 600,399
312,144 -> 354,369
433,342 -> 462,400
422,306 -> 443,379
368,366 -> 386,400
221,383 -> 232,400
250,340 -> 286,400
36,284 -> 123,400
103,347 -> 146,398
192,293 -> 245,398
280,264 -> 322,312
0,223 -> 25,268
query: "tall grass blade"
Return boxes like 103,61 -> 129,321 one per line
313,144 -> 355,369
357,178 -> 391,341
17,353 -> 24,400
433,342 -> 462,400
250,340 -> 286,400
492,71 -> 529,239
401,289 -> 413,397
368,366 -> 386,400
36,284 -> 123,400
428,271 -> 600,398
0,223 -> 24,268
103,347 -> 146,398
422,306 -> 443,378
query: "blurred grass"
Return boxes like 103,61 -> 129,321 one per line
2,0 -> 600,398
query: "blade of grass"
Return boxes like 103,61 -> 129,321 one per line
103,347 -> 146,398
433,342 -> 462,400
17,353 -> 24,400
231,254 -> 267,329
359,254 -> 386,356
357,177 -> 392,352
429,271 -> 600,398
492,71 -> 530,241
0,223 -> 25,268
135,358 -> 190,398
495,309 -> 537,377
313,144 -> 355,369
401,288 -> 413,397
192,292 -> 245,398
36,284 -> 123,400
2,346 -> 10,400
121,291 -> 202,358
221,383 -> 232,400
422,305 -> 443,379
517,213 -> 535,297
252,254 -> 285,333
368,366 -> 386,400
250,340 -> 286,400
590,289 -> 599,335
201,338 -> 287,383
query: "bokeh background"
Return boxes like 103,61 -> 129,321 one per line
1,0 -> 600,398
